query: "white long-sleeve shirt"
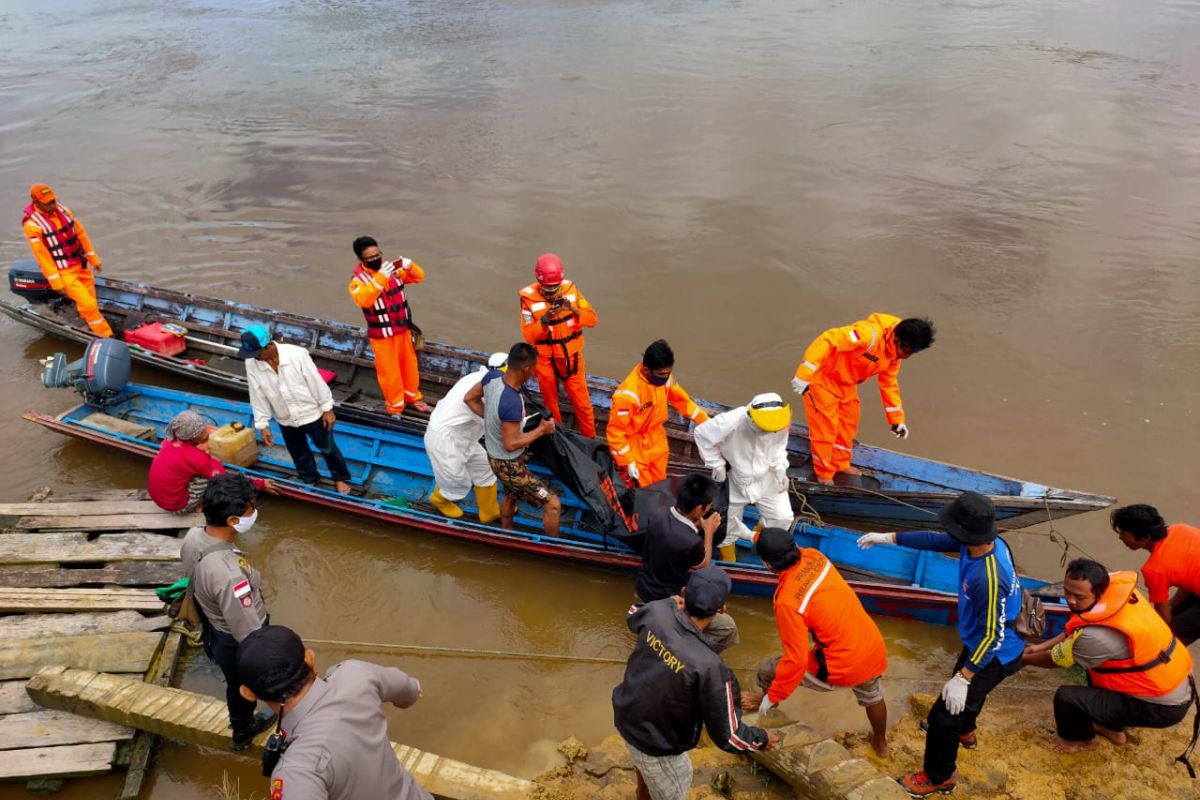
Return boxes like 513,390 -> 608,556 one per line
693,407 -> 791,505
245,343 -> 334,429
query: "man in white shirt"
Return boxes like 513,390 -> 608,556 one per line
236,325 -> 352,494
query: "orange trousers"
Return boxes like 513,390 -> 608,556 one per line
60,268 -> 112,337
370,333 -> 422,414
535,354 -> 596,438
803,379 -> 860,480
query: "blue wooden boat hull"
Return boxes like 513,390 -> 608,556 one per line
24,383 -> 1072,635
1,263 -> 1114,531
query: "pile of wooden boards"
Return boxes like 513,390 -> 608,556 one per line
0,489 -> 191,796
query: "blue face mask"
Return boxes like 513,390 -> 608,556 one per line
646,372 -> 670,386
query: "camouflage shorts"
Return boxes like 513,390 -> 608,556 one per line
488,454 -> 555,508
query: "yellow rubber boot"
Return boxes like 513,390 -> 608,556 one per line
718,542 -> 738,563
474,483 -> 501,524
430,486 -> 464,519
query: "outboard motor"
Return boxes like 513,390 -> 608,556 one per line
8,259 -> 57,303
41,338 -> 131,405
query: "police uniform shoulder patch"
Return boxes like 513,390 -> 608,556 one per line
238,557 -> 251,571
271,778 -> 283,800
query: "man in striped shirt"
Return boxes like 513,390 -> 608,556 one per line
858,492 -> 1025,797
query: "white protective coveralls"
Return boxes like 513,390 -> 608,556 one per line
423,359 -> 503,501
694,406 -> 793,543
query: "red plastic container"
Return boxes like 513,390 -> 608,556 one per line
317,367 -> 337,384
124,322 -> 187,356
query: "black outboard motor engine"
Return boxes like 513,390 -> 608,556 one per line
8,259 -> 57,303
41,338 -> 131,405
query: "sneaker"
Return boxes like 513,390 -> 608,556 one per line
919,718 -> 977,749
231,707 -> 277,751
898,771 -> 957,797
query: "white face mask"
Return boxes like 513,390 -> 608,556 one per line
231,507 -> 258,534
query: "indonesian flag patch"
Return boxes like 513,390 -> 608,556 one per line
233,580 -> 252,607
271,778 -> 283,800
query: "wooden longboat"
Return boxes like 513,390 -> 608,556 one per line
23,383 -> 1072,635
1,261 -> 1114,530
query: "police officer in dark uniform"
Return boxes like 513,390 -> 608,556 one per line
236,625 -> 434,800
180,472 -> 274,749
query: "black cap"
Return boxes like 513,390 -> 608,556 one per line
236,625 -> 310,701
684,565 -> 731,617
755,527 -> 800,570
938,491 -> 997,546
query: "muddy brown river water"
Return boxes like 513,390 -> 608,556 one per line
1,0 -> 1198,796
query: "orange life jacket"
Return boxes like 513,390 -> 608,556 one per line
352,264 -> 410,339
23,203 -> 85,270
1064,571 -> 1194,698
519,280 -> 596,379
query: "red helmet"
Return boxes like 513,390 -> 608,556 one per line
534,253 -> 564,286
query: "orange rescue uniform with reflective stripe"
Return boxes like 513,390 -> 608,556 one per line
348,260 -> 426,413
606,366 -> 709,486
767,549 -> 888,703
793,313 -> 904,480
519,280 -> 598,438
1063,571 -> 1194,698
22,203 -> 112,337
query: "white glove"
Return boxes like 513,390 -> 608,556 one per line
891,423 -> 909,439
773,466 -> 790,492
711,464 -> 727,483
626,462 -> 640,482
790,377 -> 809,396
758,695 -> 777,715
941,672 -> 971,715
856,532 -> 897,550
378,260 -> 397,280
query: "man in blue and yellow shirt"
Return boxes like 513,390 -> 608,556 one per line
857,491 -> 1024,797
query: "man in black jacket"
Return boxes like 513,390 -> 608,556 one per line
613,566 -> 779,800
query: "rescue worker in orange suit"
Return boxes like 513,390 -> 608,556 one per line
21,184 -> 112,338
1022,560 -> 1197,759
347,236 -> 433,416
519,253 -> 598,438
608,339 -> 710,488
791,315 -> 934,485
743,528 -> 891,758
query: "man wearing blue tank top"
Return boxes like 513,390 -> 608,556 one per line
857,491 -> 1025,797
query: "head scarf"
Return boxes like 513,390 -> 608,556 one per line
165,410 -> 207,442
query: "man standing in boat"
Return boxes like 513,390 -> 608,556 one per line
607,340 -> 709,488
464,343 -> 561,536
518,253 -> 599,438
181,473 -> 276,750
237,325 -> 353,495
347,235 -> 432,416
21,184 -> 113,337
858,492 -> 1025,797
423,352 -> 507,522
790,315 -> 934,485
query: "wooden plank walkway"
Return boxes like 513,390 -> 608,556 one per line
0,489 -> 187,795
28,667 -> 532,800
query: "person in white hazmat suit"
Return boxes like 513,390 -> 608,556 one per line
694,393 -> 794,555
424,352 -> 508,522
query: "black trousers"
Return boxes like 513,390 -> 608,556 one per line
202,624 -> 257,727
279,417 -> 351,485
1170,595 -> 1200,646
924,648 -> 1022,783
1054,684 -> 1192,741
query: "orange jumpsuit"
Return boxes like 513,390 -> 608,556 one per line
348,259 -> 425,414
22,203 -> 112,337
519,279 -> 598,438
607,367 -> 709,486
792,313 -> 905,481
767,548 -> 888,704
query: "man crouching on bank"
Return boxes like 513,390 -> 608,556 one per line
612,566 -> 779,800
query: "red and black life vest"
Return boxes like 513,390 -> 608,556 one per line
353,264 -> 410,339
23,203 -> 85,270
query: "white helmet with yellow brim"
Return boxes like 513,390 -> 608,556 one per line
747,392 -> 791,433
